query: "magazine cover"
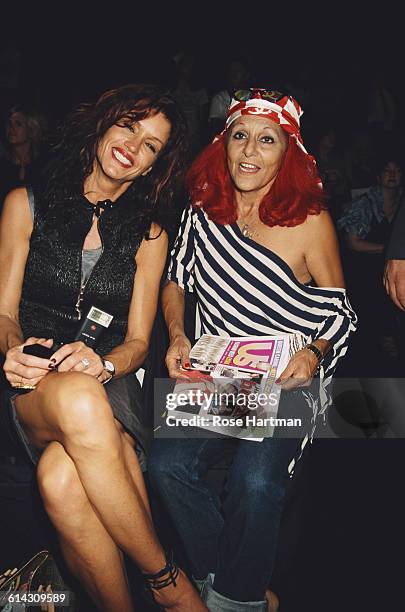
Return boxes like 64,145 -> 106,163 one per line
188,333 -> 304,376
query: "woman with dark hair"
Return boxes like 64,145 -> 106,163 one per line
0,84 -> 207,611
338,155 -> 404,370
149,88 -> 357,611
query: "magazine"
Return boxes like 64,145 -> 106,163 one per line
165,333 -> 305,440
189,333 -> 305,377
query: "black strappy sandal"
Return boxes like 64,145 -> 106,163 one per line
143,551 -> 180,608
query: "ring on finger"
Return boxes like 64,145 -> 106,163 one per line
15,384 -> 36,390
81,358 -> 91,369
13,376 -> 36,390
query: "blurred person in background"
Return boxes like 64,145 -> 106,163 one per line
344,128 -> 376,192
339,155 -> 403,372
311,123 -> 350,223
171,51 -> 209,158
208,57 -> 250,140
0,105 -> 48,210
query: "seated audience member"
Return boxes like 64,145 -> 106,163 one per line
338,156 -> 403,370
344,128 -> 376,192
0,84 -> 207,611
312,123 -> 350,222
149,87 -> 356,611
170,51 -> 209,158
208,58 -> 250,140
0,105 -> 47,211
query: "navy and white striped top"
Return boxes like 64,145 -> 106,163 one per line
168,205 -> 357,410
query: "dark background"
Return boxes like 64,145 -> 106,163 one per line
2,6 -> 404,126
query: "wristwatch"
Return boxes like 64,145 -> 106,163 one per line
101,358 -> 115,379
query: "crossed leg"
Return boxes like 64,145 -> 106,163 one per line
37,440 -> 134,611
15,371 -> 206,612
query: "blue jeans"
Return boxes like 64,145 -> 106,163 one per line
149,434 -> 301,603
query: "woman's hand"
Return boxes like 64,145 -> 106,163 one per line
276,348 -> 320,390
4,337 -> 55,389
51,341 -> 107,381
384,259 -> 405,310
166,334 -> 192,379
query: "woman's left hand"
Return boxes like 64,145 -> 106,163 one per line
50,341 -> 108,382
276,348 -> 320,390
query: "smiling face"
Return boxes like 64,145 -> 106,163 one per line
94,111 -> 171,185
226,115 -> 288,201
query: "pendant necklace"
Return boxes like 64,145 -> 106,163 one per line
241,222 -> 259,239
239,212 -> 260,239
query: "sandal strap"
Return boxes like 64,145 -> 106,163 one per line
143,551 -> 180,591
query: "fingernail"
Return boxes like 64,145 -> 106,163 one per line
275,378 -> 281,384
184,362 -> 191,368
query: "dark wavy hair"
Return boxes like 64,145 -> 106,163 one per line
44,84 -> 188,232
186,132 -> 325,227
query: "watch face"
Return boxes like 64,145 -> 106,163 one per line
103,359 -> 115,374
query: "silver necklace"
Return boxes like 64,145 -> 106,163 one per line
239,212 -> 260,239
241,222 -> 259,239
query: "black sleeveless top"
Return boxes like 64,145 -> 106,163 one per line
19,187 -> 151,355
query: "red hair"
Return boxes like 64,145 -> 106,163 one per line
186,134 -> 325,227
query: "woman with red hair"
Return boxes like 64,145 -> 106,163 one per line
149,88 -> 356,611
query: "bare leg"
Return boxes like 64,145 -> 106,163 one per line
116,424 -> 152,518
37,442 -> 133,612
17,373 -> 206,611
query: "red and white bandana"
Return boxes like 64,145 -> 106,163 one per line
225,89 -> 308,155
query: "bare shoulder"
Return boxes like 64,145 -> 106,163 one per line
2,186 -> 30,211
148,222 -> 168,242
0,187 -> 32,238
146,223 -> 168,249
303,210 -> 344,288
303,209 -> 336,240
300,209 -> 340,257
136,223 -> 168,263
